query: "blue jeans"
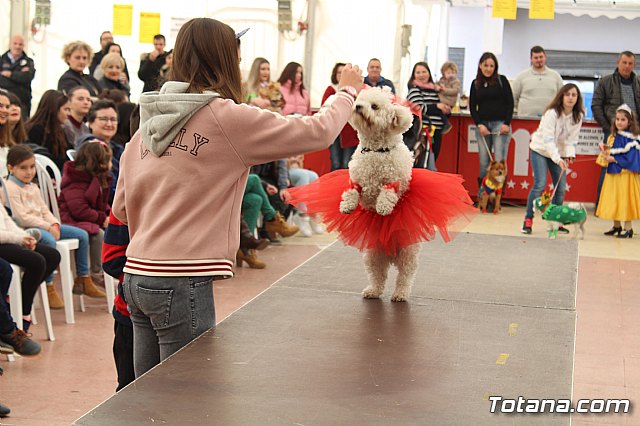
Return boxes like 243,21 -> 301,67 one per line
38,225 -> 90,280
329,137 -> 356,170
525,149 -> 567,220
123,274 -> 215,378
476,121 -> 511,180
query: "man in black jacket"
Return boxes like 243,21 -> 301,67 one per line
0,35 -> 36,118
138,34 -> 168,93
591,51 -> 640,207
88,30 -> 114,76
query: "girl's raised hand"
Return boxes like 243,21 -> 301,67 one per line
337,64 -> 364,94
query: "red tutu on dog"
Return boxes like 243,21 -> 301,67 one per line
288,169 -> 477,256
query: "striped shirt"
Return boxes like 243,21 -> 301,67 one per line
621,80 -> 637,112
407,85 -> 444,129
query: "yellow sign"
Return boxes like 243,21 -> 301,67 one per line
492,0 -> 517,20
530,0 -> 555,19
139,12 -> 161,44
113,4 -> 133,36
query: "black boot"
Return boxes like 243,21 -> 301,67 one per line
240,219 -> 270,250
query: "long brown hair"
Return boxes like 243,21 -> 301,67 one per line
0,89 -> 14,148
278,62 -> 305,95
75,140 -> 112,188
6,91 -> 26,144
612,108 -> 640,135
26,90 -> 69,158
245,57 -> 270,100
474,52 -> 499,89
545,83 -> 584,124
170,18 -> 242,103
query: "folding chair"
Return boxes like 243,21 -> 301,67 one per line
0,179 -> 54,340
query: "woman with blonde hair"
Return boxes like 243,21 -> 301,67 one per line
244,57 -> 273,109
57,40 -> 101,97
98,52 -> 130,98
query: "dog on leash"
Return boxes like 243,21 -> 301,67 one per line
340,87 -> 417,302
534,192 -> 587,239
478,160 -> 507,214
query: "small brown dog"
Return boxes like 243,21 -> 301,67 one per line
478,160 -> 507,214
258,82 -> 286,113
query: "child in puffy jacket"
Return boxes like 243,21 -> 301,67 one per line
58,140 -> 112,295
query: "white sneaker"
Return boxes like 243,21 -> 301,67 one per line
293,214 -> 312,237
309,217 -> 325,234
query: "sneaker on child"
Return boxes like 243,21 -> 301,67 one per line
521,218 -> 532,234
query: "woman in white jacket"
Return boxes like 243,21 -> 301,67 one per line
522,83 -> 584,234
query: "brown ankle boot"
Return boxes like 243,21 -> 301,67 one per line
240,219 -> 270,250
74,276 -> 106,298
236,249 -> 266,269
46,285 -> 64,309
265,212 -> 299,239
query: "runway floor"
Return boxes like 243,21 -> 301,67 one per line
0,205 -> 638,425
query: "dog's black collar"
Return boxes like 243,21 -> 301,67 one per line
361,147 -> 393,154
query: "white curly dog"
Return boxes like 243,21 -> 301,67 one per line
341,87 -> 419,302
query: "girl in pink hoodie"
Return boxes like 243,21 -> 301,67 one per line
278,62 -> 311,116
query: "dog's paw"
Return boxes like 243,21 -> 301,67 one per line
376,190 -> 399,216
391,285 -> 410,302
339,189 -> 359,214
390,293 -> 408,302
339,200 -> 356,214
362,286 -> 383,299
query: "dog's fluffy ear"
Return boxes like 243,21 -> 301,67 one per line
390,105 -> 413,134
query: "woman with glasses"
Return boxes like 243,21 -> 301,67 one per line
75,99 -> 123,204
25,90 -> 71,170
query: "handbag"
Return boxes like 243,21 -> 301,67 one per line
595,147 -> 610,167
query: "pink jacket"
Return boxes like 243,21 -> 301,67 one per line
4,177 -> 59,230
280,81 -> 311,116
112,81 -> 353,277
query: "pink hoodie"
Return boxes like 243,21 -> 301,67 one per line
112,82 -> 353,277
280,81 -> 311,116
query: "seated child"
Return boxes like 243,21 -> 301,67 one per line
58,140 -> 112,295
4,145 -> 103,304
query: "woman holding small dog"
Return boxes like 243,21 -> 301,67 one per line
595,104 -> 640,238
244,57 -> 275,110
469,52 -> 514,194
522,83 -> 584,234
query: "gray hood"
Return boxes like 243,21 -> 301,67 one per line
139,81 -> 219,156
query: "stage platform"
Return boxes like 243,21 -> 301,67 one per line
75,233 -> 578,425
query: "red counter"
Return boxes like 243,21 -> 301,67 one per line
304,114 -> 604,204
451,115 -> 603,203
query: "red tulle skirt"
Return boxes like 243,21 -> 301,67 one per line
288,169 -> 477,256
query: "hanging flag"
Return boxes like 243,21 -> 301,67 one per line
492,0 -> 517,20
530,0 -> 555,19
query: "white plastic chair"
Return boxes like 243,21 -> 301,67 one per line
34,156 -> 83,323
66,149 -> 77,161
35,154 -> 113,318
8,264 -> 55,341
0,179 -> 54,341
